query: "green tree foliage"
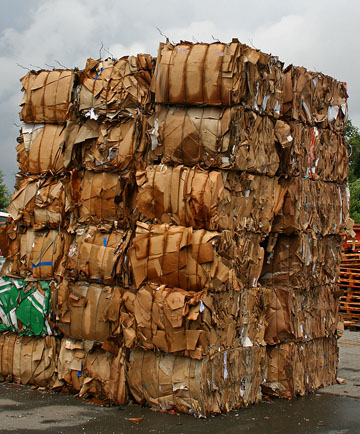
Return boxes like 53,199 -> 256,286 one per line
346,120 -> 360,222
0,170 -> 10,210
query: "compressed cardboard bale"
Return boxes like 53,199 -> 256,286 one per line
78,55 -> 154,117
136,165 -> 282,233
148,105 -> 279,175
0,276 -> 54,336
260,233 -> 342,290
65,226 -> 131,285
277,122 -> 348,182
76,170 -> 137,226
16,123 -> 66,175
0,333 -> 58,387
121,284 -> 268,359
263,337 -> 338,398
129,223 -> 264,291
7,176 -> 71,229
127,346 -> 266,416
283,65 -> 348,130
272,177 -> 349,235
152,40 -> 283,117
19,69 -> 75,124
264,285 -> 341,345
1,228 -> 71,280
56,280 -> 122,342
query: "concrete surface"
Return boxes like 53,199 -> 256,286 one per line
0,331 -> 360,434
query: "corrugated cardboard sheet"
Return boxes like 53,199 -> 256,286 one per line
283,65 -> 348,130
121,284 -> 268,359
148,105 -> 279,175
127,346 -> 266,416
136,165 -> 282,233
151,40 -> 283,117
0,333 -> 58,386
129,222 -> 264,291
56,280 -> 122,342
260,233 -> 342,289
65,226 -> 131,285
20,70 -> 75,124
78,55 -> 154,117
264,285 -> 340,345
263,337 -> 338,398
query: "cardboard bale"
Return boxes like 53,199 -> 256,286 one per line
121,284 -> 268,359
260,233 -> 342,290
263,337 -> 338,398
127,346 -> 266,416
136,165 -> 282,233
129,223 -> 264,291
56,337 -> 125,401
16,123 -> 66,175
7,176 -> 71,229
272,177 -> 349,235
56,280 -> 122,342
0,277 -> 54,336
148,105 -> 279,175
78,55 -> 154,117
152,40 -> 283,117
19,69 -> 75,124
265,285 -> 341,345
1,228 -> 71,280
283,65 -> 348,130
277,122 -> 348,182
0,333 -> 58,387
65,225 -> 131,285
76,170 -> 137,226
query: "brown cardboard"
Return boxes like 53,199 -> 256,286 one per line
148,105 -> 279,175
65,225 -> 131,285
264,285 -> 341,345
56,280 -> 122,342
129,223 -> 264,291
0,333 -> 58,387
79,55 -> 154,117
20,70 -> 75,124
136,165 -> 282,233
263,337 -> 338,398
261,233 -> 342,289
151,40 -> 283,117
121,284 -> 269,359
127,346 -> 266,416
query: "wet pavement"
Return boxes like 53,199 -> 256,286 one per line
1,330 -> 360,434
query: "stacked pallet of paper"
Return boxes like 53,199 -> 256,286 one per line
0,38 -> 350,416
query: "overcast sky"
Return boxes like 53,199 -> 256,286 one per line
1,0 -> 359,191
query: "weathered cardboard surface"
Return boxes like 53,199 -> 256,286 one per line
260,233 -> 342,289
137,165 -> 282,233
152,41 -> 283,117
278,122 -> 348,182
283,65 -> 348,130
1,228 -> 71,280
56,281 -> 122,342
264,286 -> 341,345
20,70 -> 75,124
121,284 -> 269,359
75,171 -> 136,226
148,105 -> 279,175
263,337 -> 338,398
272,178 -> 349,235
0,333 -> 58,386
17,124 -> 66,175
79,55 -> 154,117
8,176 -> 71,229
129,223 -> 264,291
127,346 -> 266,416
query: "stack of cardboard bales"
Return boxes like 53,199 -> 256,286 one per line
0,39 -> 350,416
